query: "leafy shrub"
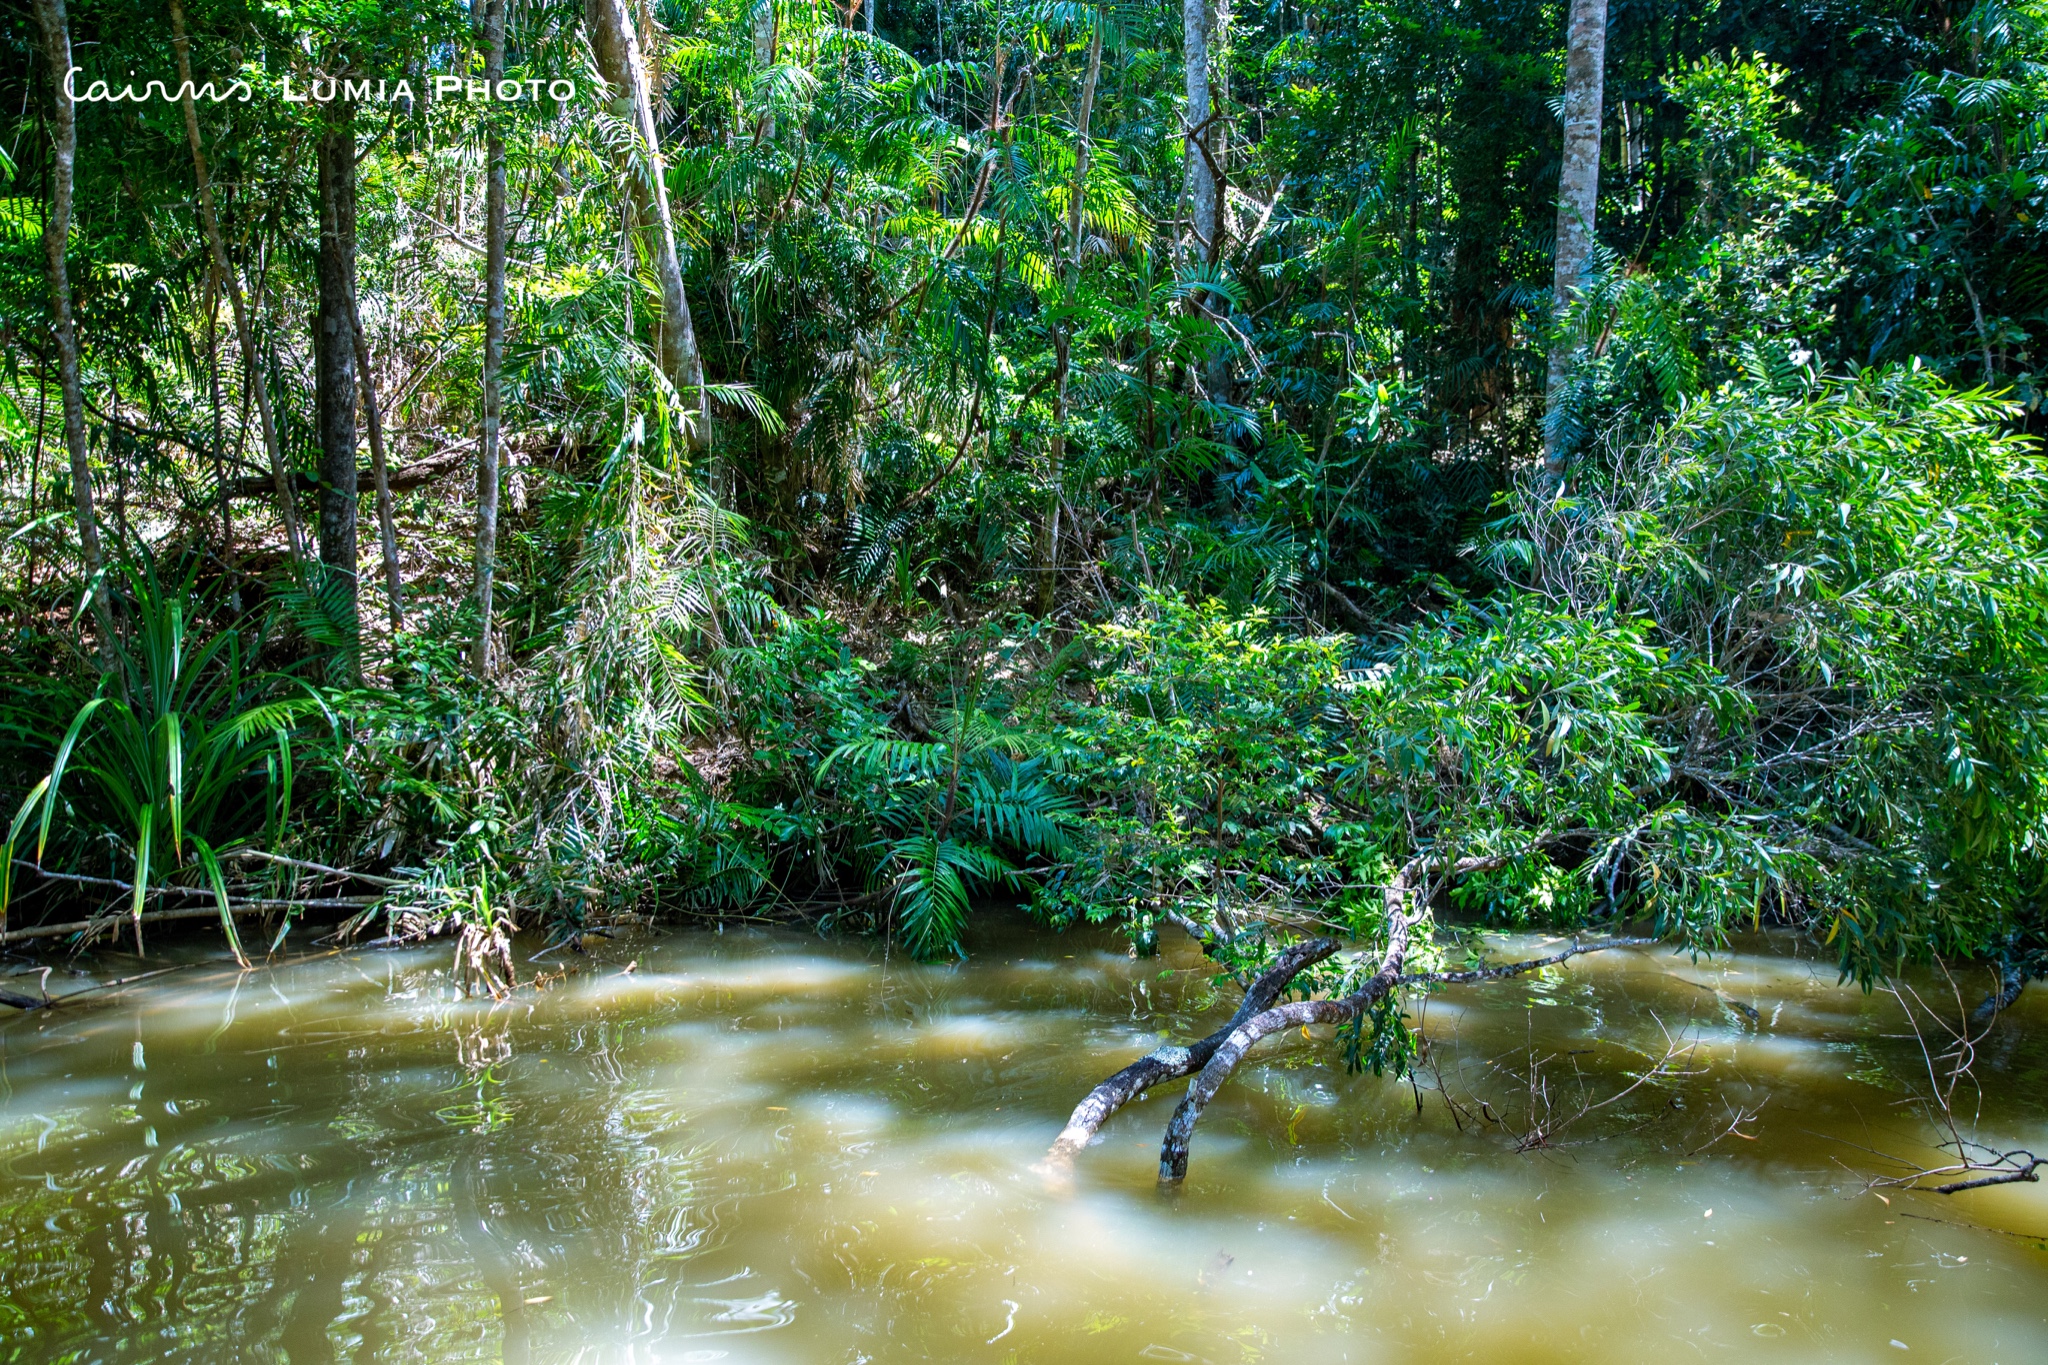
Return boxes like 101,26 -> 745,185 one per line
1,561 -> 325,955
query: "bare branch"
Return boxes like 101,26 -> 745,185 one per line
1043,935 -> 1339,1169
1402,936 -> 1655,986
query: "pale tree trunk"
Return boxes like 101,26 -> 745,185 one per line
473,0 -> 509,673
170,0 -> 303,565
1182,0 -> 1228,264
587,0 -> 710,452
752,0 -> 777,142
1542,0 -> 1607,480
315,113 -> 361,667
1037,14 -> 1103,617
1067,19 -> 1103,292
32,0 -> 118,672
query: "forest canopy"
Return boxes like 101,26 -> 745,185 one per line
2,0 -> 2046,1145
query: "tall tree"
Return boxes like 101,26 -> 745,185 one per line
473,0 -> 509,673
586,0 -> 711,452
1542,0 -> 1608,479
30,0 -> 117,671
314,105 -> 361,648
169,0 -> 305,564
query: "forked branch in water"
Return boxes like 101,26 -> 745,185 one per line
1046,849 -> 1656,1185
1041,935 -> 1341,1168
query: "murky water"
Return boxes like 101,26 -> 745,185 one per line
3,916 -> 2045,1363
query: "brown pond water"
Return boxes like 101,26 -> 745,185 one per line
2,916 -> 2045,1363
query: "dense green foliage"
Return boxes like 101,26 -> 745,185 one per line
1,0 -> 2044,1018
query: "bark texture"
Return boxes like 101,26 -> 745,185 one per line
1045,937 -> 1340,1166
1050,845 -> 1651,1186
752,0 -> 777,142
1181,0 -> 1219,263
315,113 -> 360,636
32,0 -> 118,670
586,0 -> 710,450
474,0 -> 509,672
1972,961 -> 2028,1025
1542,0 -> 1609,477
1158,895 -> 1417,1183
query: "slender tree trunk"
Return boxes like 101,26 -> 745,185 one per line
1542,0 -> 1608,479
170,0 -> 304,563
586,0 -> 710,453
315,113 -> 361,661
174,0 -> 230,563
1038,16 -> 1103,617
1181,0 -> 1216,264
1181,0 -> 1230,265
473,0 -> 509,673
349,298 -> 404,631
1183,0 -> 1235,410
1067,18 -> 1103,280
200,266 -> 235,555
752,0 -> 778,142
32,0 -> 118,672
1208,0 -> 1231,267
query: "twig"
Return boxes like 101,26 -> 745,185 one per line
227,848 -> 405,888
1,964 -> 191,1009
11,861 -> 376,909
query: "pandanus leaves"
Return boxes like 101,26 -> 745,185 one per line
1,565 -> 324,959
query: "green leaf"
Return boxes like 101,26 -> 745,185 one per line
191,835 -> 250,969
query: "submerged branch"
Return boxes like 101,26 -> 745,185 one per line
1402,936 -> 1657,986
1158,901 -> 1419,1184
1051,846 -> 1648,1186
1041,935 -> 1340,1169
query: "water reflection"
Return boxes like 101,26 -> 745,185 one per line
2,918 -> 2044,1362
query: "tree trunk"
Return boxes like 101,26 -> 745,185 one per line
1067,18 -> 1103,280
473,0 -> 509,673
1181,0 -> 1218,264
1973,961 -> 2028,1025
31,0 -> 118,673
202,262 -> 234,560
170,0 -> 305,565
1182,0 -> 1234,408
1037,15 -> 1104,618
586,0 -> 710,453
752,0 -> 778,142
1180,0 -> 1231,265
315,112 -> 361,655
350,299 -> 404,631
1542,0 -> 1608,479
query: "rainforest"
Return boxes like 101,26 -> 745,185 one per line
1,0 -> 2046,1359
